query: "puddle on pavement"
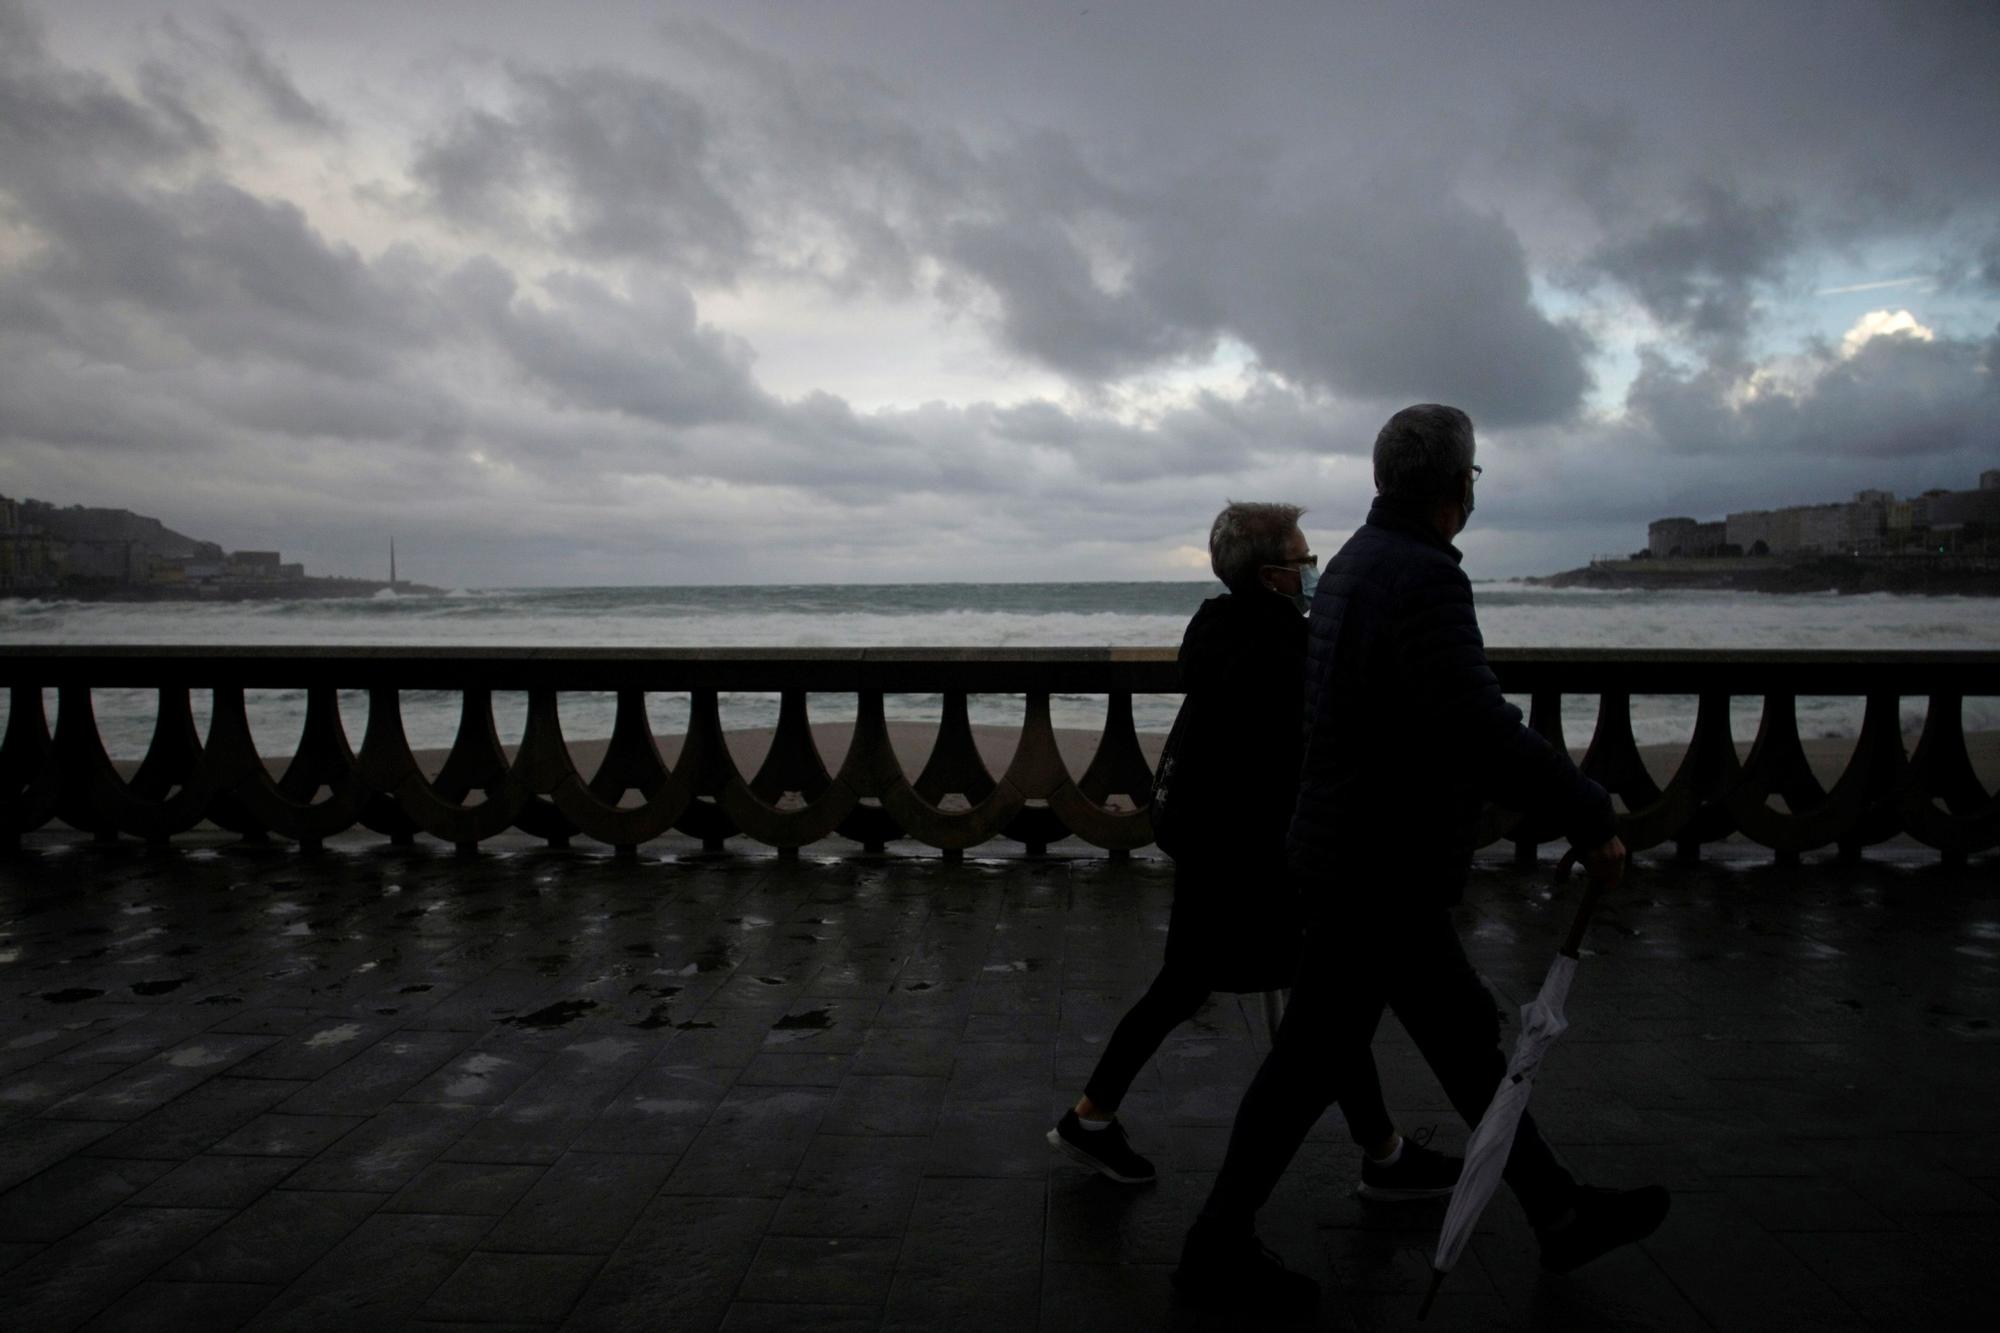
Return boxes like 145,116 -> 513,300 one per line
679,940 -> 735,975
165,1044 -> 235,1068
40,988 -> 104,1004
200,994 -> 244,1005
630,1004 -> 676,1030
502,999 -> 599,1029
130,977 -> 191,997
766,1007 -> 835,1044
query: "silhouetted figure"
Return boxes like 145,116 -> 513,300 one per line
1173,407 -> 1668,1317
1050,502 -> 1459,1204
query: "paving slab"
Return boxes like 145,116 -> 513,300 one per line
160,1188 -> 382,1284
79,1278 -> 285,1332
0,834 -> 1994,1329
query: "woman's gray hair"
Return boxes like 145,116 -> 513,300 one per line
1373,403 -> 1476,501
1209,501 -> 1305,591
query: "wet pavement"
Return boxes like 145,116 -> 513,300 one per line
1,832 -> 1996,1331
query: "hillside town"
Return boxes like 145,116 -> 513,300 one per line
0,494 -> 416,599
1645,469 -> 2000,559
1536,468 -> 2000,593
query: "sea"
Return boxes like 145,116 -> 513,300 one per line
4,583 -> 1997,762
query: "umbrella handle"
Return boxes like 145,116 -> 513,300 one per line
1556,856 -> 1605,960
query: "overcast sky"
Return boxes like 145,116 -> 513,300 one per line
2,0 -> 1996,585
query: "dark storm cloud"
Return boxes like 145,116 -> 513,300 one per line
0,8 -> 424,386
194,13 -> 340,135
1223,186 -> 1592,426
1627,325 -> 2000,462
1591,183 -> 1797,351
398,23 -> 1594,427
442,260 -> 767,428
0,2 -> 206,173
412,65 -> 749,279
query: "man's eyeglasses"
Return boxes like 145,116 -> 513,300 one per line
1468,465 -> 1483,480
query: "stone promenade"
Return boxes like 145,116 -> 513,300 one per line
1,834 -> 1996,1331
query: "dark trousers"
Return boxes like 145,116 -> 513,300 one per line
1201,906 -> 1578,1230
1082,961 -> 1395,1153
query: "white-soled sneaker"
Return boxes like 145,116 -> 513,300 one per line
1047,1109 -> 1157,1184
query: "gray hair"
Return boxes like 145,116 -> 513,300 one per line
1373,403 -> 1476,501
1208,501 -> 1305,591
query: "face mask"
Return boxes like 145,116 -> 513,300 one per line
1292,563 -> 1319,614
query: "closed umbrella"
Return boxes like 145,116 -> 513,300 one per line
1417,854 -> 1605,1320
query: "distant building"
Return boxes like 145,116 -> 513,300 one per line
0,494 -> 61,590
1692,471 -> 1996,557
1648,517 -> 1727,557
1922,486 -> 2000,532
225,550 -> 284,581
0,493 -> 318,593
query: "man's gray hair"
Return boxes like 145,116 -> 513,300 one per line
1373,403 -> 1476,501
1209,501 -> 1305,591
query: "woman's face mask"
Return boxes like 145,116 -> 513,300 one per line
1292,562 -> 1320,614
1264,556 -> 1317,614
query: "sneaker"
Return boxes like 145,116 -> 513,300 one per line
1356,1127 -> 1463,1202
1536,1184 -> 1672,1273
1172,1217 -> 1319,1317
1046,1109 -> 1156,1184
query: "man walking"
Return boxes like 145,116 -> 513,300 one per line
1174,405 -> 1669,1315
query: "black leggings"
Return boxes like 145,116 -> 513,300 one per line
1201,908 -> 1578,1230
1081,958 -> 1396,1151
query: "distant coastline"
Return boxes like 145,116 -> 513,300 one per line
4,577 -> 444,603
1530,554 -> 2000,596
2,492 -> 445,602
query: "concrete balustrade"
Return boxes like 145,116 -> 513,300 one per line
2,646 -> 1995,860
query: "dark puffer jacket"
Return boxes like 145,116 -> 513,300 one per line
1287,499 -> 1613,908
1163,588 -> 1307,991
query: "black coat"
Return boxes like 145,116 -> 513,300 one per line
1287,499 -> 1614,908
1162,589 -> 1307,992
